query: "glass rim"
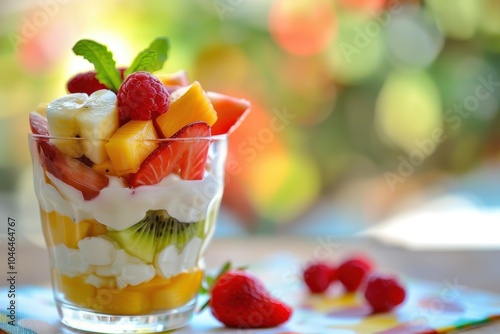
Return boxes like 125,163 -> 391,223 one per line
28,133 -> 229,141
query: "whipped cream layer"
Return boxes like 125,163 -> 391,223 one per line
34,163 -> 224,231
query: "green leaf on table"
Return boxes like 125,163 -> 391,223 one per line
72,39 -> 122,92
125,37 -> 170,76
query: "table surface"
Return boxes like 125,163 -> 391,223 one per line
2,236 -> 500,333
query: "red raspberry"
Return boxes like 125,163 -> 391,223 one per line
303,262 -> 336,293
364,274 -> 406,313
67,68 -> 127,95
67,71 -> 107,95
117,71 -> 169,123
337,256 -> 373,292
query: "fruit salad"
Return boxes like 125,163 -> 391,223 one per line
29,38 -> 250,316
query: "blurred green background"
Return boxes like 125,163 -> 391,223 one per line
2,0 -> 500,241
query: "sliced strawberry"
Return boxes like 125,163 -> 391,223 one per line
29,112 -> 109,199
130,122 -> 211,187
177,130 -> 211,180
43,150 -> 109,200
29,112 -> 50,136
29,112 -> 58,163
208,92 -> 250,135
130,142 -> 180,188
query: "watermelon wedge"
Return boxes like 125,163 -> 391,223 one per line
208,92 -> 251,135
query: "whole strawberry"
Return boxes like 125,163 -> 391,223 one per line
117,71 -> 170,124
303,262 -> 336,293
67,68 -> 126,95
364,274 -> 406,313
337,256 -> 373,292
210,270 -> 292,328
67,71 -> 107,95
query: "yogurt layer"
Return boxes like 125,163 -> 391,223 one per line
34,163 -> 224,231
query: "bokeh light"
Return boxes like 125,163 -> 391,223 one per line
375,70 -> 442,154
269,0 -> 337,56
385,5 -> 444,68
426,0 -> 480,40
325,11 -> 385,84
337,0 -> 387,13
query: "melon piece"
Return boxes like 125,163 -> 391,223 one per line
208,91 -> 251,135
157,70 -> 189,87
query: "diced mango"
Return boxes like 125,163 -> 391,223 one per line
105,120 -> 159,175
92,159 -> 119,176
95,288 -> 150,314
151,269 -> 203,310
53,270 -> 202,315
87,219 -> 108,236
41,211 -> 105,248
125,275 -> 172,293
154,81 -> 218,138
55,273 -> 96,308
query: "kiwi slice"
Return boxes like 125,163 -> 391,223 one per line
108,210 -> 204,263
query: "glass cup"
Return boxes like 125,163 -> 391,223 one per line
29,134 -> 227,333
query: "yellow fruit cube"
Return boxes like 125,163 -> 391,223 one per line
96,288 -> 150,314
92,159 -> 118,176
154,81 -> 218,138
41,211 -> 105,249
55,273 -> 96,308
105,120 -> 159,175
151,269 -> 203,310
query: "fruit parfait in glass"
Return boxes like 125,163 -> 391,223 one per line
28,38 -> 249,333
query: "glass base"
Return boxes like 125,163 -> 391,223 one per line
57,299 -> 196,333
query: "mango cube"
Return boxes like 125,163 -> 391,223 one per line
55,273 -> 96,308
154,81 -> 218,138
151,269 -> 203,310
92,159 -> 118,176
105,120 -> 159,175
41,210 -> 106,249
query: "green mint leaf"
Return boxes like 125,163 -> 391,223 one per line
126,37 -> 170,76
198,298 -> 210,313
73,39 -> 122,92
125,50 -> 158,75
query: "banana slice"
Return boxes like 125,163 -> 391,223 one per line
47,93 -> 88,158
77,90 -> 119,164
46,90 -> 119,164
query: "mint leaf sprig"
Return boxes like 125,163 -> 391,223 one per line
72,37 -> 171,92
73,39 -> 122,92
126,37 -> 170,76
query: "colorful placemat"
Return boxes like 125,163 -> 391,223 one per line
1,258 -> 500,333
